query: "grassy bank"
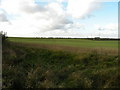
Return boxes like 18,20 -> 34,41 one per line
2,40 -> 119,88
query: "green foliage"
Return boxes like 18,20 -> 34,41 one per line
2,41 -> 119,88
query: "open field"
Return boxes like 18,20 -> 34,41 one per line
8,37 -> 118,49
2,37 -> 119,88
8,37 -> 118,55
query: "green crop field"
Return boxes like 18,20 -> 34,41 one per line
8,37 -> 118,49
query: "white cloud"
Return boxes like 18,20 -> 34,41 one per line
1,0 -> 35,14
0,0 -> 75,36
95,23 -> 118,31
93,23 -> 118,38
67,0 -> 100,19
105,23 -> 118,30
0,11 -> 8,22
0,0 -> 117,38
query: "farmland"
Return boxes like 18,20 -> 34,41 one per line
8,37 -> 118,55
2,37 -> 119,88
8,37 -> 118,49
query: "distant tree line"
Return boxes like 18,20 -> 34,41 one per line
35,37 -> 119,40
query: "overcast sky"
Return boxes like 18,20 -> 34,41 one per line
0,0 -> 119,38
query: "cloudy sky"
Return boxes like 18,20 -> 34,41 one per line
0,0 -> 119,38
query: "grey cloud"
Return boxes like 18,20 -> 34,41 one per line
0,13 -> 8,22
97,27 -> 117,31
80,14 -> 95,19
19,2 -> 73,32
82,2 -> 101,19
21,4 -> 47,14
98,27 -> 105,31
49,18 -> 73,30
87,14 -> 95,18
46,20 -> 72,30
18,2 -> 73,31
